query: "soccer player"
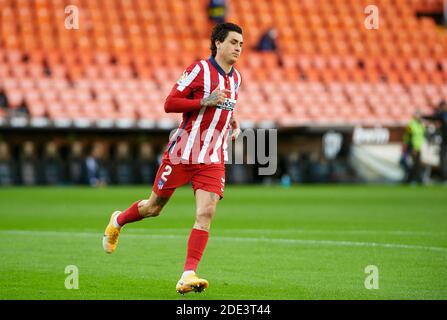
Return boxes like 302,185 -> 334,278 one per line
102,22 -> 243,294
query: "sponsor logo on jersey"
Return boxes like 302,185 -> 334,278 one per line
217,98 -> 236,111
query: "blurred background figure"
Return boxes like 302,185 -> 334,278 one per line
85,142 -> 109,187
113,141 -> 134,185
308,152 -> 329,183
0,142 -> 14,185
422,100 -> 447,182
68,141 -> 85,185
207,0 -> 227,24
136,142 -> 157,184
401,110 -> 426,184
322,131 -> 343,182
227,139 -> 254,184
256,27 -> 278,52
0,89 -> 8,110
284,151 -> 302,184
43,141 -> 63,185
19,141 -> 40,185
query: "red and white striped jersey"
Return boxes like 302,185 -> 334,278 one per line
163,56 -> 242,165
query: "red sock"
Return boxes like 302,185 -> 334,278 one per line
117,201 -> 143,227
184,228 -> 209,272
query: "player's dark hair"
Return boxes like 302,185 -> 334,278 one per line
210,22 -> 243,57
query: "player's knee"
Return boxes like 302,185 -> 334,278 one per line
147,207 -> 162,217
139,200 -> 163,218
196,206 -> 215,222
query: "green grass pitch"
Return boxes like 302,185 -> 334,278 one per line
0,185 -> 446,300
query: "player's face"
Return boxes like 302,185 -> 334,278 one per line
217,31 -> 243,65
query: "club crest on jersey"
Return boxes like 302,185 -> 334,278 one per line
177,70 -> 189,85
217,97 -> 236,111
234,83 -> 239,93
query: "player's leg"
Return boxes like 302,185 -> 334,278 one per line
116,191 -> 170,225
119,191 -> 170,224
176,164 -> 225,294
189,188 -> 220,263
102,192 -> 170,254
176,189 -> 220,294
103,160 -> 188,254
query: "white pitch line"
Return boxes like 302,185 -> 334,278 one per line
128,228 -> 445,237
0,229 -> 446,253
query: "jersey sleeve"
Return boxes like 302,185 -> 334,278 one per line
164,62 -> 203,113
232,69 -> 242,124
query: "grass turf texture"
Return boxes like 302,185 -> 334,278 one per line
0,185 -> 446,300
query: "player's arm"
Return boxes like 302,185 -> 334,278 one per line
164,64 -> 229,113
165,86 -> 230,113
164,84 -> 201,113
164,63 -> 202,113
164,94 -> 201,113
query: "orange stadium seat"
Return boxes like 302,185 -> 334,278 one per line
0,0 -> 445,125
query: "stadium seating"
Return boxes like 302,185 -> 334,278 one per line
0,0 -> 446,127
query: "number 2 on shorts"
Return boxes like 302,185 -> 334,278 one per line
161,165 -> 172,182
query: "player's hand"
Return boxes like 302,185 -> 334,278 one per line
231,127 -> 241,140
230,119 -> 241,140
200,86 -> 231,107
